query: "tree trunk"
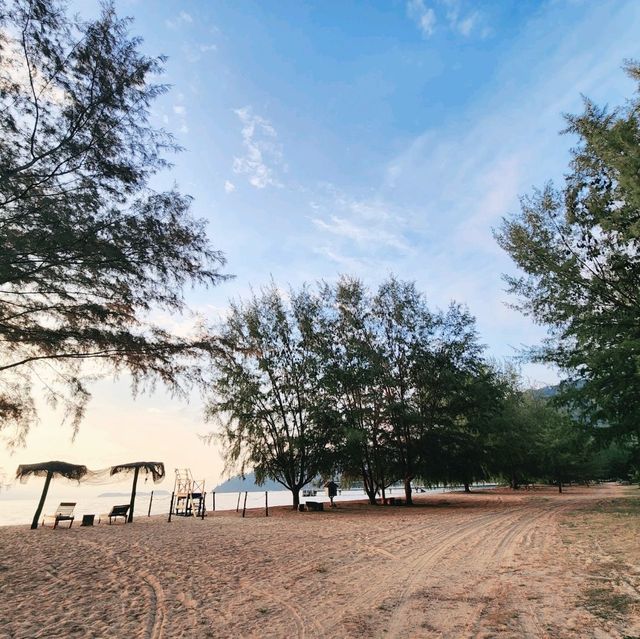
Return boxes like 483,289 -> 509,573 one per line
31,471 -> 53,530
558,480 -> 562,494
464,481 -> 471,493
362,469 -> 377,505
292,488 -> 300,510
404,477 -> 413,505
128,466 -> 140,523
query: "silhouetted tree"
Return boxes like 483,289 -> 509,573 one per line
207,285 -> 333,509
0,0 -> 227,443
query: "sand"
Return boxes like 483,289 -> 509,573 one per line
0,483 -> 638,638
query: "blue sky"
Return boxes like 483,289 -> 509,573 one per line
2,0 -> 640,492
138,0 -> 639,381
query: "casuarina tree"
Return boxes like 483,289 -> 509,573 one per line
207,285 -> 333,509
0,1 -> 227,442
495,61 -> 640,454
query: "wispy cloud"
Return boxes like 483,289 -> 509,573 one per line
224,180 -> 236,194
407,0 -> 486,38
172,95 -> 188,135
312,215 -> 407,251
183,42 -> 218,64
308,187 -> 421,276
166,11 -> 193,29
441,0 -> 480,37
406,0 -> 436,37
232,107 -> 284,189
379,7 -> 639,356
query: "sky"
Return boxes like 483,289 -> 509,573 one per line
2,0 -> 640,498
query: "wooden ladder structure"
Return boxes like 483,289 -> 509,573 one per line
173,468 -> 206,517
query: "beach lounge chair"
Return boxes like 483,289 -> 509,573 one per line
108,504 -> 130,524
42,502 -> 76,529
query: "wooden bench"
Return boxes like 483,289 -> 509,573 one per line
107,504 -> 130,524
305,501 -> 324,512
42,502 -> 76,529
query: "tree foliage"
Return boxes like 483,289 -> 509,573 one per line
315,277 -> 390,504
495,61 -> 640,444
207,285 -> 334,508
0,0 -> 227,442
209,277 -> 499,506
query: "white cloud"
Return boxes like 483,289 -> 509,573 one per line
457,13 -> 478,36
224,180 -> 236,193
407,0 -> 436,37
407,0 -> 484,38
441,0 -> 480,36
312,215 -> 407,251
172,104 -> 188,136
166,11 -> 193,29
183,43 -> 218,64
308,188 -> 419,273
232,107 -> 284,189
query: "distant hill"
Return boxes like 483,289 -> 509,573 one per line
98,490 -> 170,498
214,473 -> 286,493
535,385 -> 558,398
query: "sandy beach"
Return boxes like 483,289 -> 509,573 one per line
0,484 -> 638,639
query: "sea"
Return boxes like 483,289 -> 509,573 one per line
0,485 -> 457,526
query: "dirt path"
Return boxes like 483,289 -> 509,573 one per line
1,484 -> 638,638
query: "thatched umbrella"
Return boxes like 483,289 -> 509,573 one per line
109,462 -> 165,522
16,461 -> 88,530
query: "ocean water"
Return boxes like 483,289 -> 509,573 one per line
0,486 -> 454,526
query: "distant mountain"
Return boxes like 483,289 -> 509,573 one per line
214,473 -> 286,493
535,385 -> 558,398
98,490 -> 170,498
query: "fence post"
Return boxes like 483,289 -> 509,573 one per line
168,492 -> 175,522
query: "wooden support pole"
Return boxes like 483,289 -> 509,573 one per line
242,491 -> 248,518
31,471 -> 53,530
212,491 -> 216,512
128,466 -> 140,523
265,490 -> 269,517
148,490 -> 154,517
201,492 -> 206,520
236,491 -> 241,512
168,491 -> 175,522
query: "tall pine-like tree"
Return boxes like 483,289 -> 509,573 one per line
0,1 -> 227,441
496,61 -> 640,456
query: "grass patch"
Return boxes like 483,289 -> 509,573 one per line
565,497 -> 640,518
602,498 -> 640,516
582,586 -> 635,620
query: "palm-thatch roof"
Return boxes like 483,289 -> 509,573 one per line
109,461 -> 165,483
16,461 -> 88,483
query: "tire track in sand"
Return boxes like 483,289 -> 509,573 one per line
75,536 -> 167,639
464,503 -> 568,639
382,505 -> 534,638
318,505 -> 529,637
